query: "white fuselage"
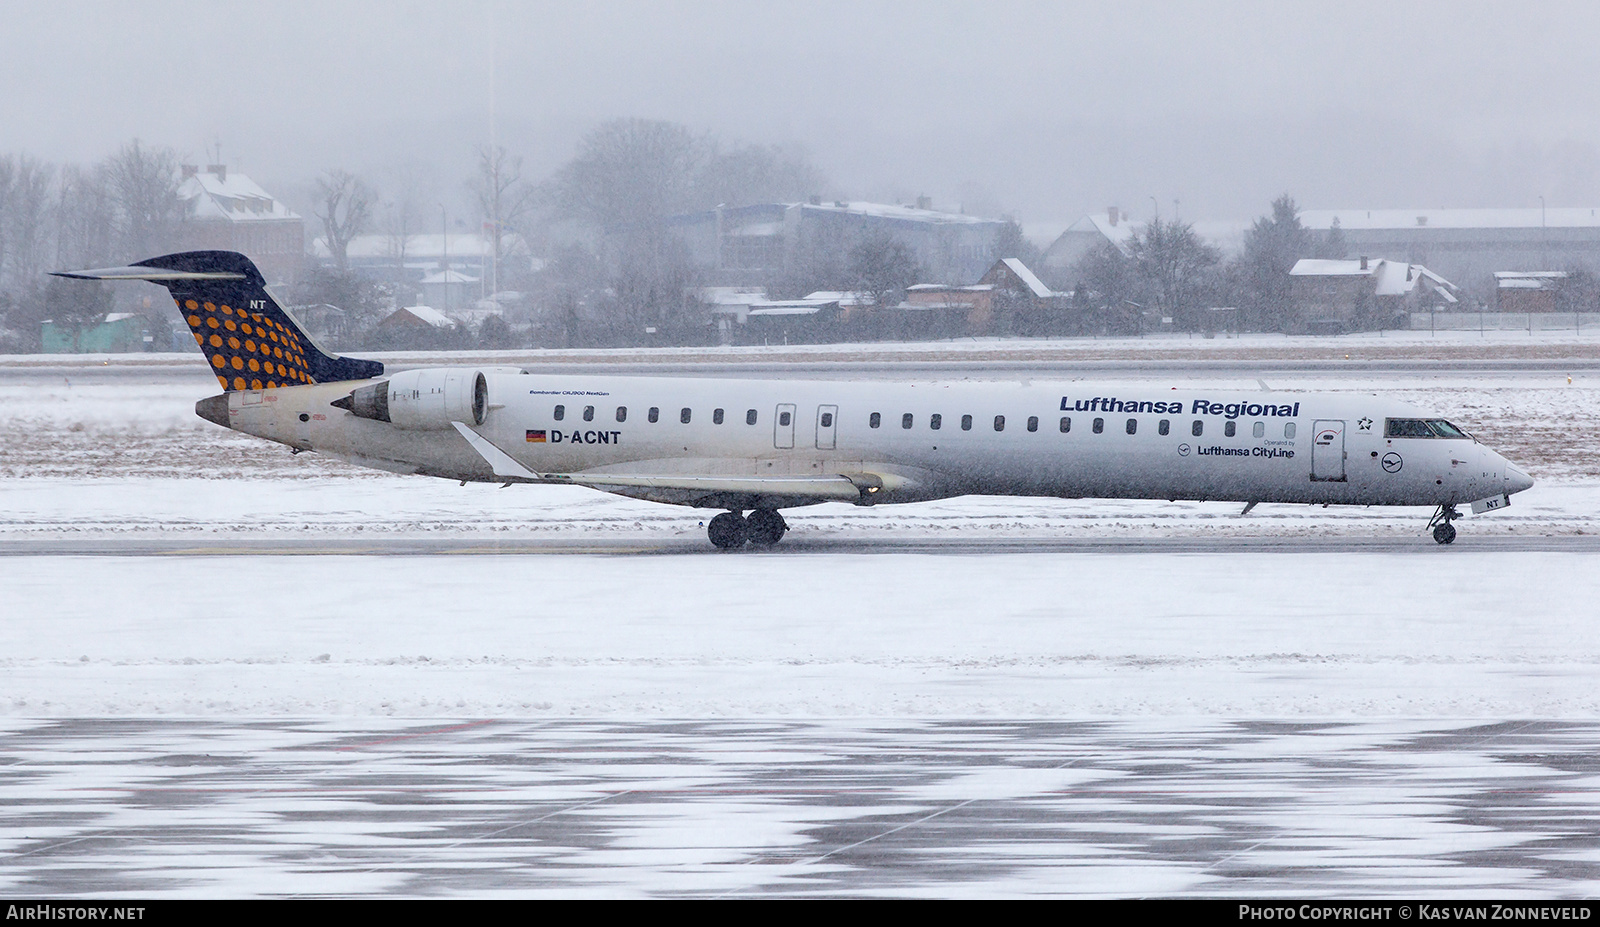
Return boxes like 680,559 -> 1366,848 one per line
217,370 -> 1533,511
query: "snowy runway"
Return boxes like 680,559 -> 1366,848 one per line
4,719 -> 1600,898
2,352 -> 1598,895
4,547 -> 1597,718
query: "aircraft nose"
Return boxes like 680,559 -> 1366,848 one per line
1505,463 -> 1535,495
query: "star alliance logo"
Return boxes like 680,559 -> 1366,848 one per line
1358,417 -> 1374,431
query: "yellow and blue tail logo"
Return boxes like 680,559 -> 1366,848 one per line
53,250 -> 383,390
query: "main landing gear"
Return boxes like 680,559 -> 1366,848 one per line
1427,504 -> 1460,545
707,508 -> 789,549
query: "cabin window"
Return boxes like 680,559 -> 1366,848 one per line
870,412 -> 881,428
994,415 -> 1005,432
681,407 -> 692,424
1251,421 -> 1264,438
648,407 -> 659,423
1225,421 -> 1237,437
616,406 -> 627,422
553,404 -> 565,421
713,408 -> 725,425
1027,415 -> 1039,432
747,409 -> 758,425
1126,418 -> 1137,435
1158,419 -> 1170,436
1060,416 -> 1071,433
1284,422 -> 1296,439
820,411 -> 833,428
1093,418 -> 1104,434
930,413 -> 942,430
583,405 -> 595,422
1192,420 -> 1203,437
779,411 -> 792,426
961,414 -> 973,431
902,413 -> 914,429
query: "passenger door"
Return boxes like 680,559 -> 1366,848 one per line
1311,419 -> 1346,481
815,404 -> 838,450
774,403 -> 796,449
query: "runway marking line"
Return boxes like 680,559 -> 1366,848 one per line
332,719 -> 500,751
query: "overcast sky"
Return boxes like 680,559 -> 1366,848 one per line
3,0 -> 1598,236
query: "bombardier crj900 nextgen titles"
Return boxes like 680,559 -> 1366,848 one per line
56,252 -> 1535,547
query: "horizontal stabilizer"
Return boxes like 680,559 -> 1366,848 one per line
52,266 -> 246,282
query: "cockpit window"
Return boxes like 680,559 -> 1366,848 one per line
1386,418 -> 1469,439
1385,418 -> 1435,438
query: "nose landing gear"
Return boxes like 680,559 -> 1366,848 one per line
707,508 -> 789,549
1427,504 -> 1460,545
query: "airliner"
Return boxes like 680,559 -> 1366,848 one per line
56,251 -> 1534,547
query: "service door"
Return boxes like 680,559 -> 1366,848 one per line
774,403 -> 796,449
815,404 -> 838,450
1311,419 -> 1346,481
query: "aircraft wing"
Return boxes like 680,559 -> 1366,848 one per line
450,422 -> 865,503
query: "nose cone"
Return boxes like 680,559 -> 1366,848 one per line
1505,463 -> 1535,495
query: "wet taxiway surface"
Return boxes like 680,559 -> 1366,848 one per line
4,719 -> 1600,897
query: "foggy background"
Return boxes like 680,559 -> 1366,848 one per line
4,0 -> 1596,229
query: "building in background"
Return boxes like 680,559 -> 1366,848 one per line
1494,271 -> 1568,313
1289,257 -> 1458,333
1298,208 -> 1600,299
664,199 -> 1008,286
176,165 -> 304,285
1038,208 -> 1247,287
311,232 -> 536,302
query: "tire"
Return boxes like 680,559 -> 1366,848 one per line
1433,523 -> 1457,545
746,508 -> 788,547
707,511 -> 748,549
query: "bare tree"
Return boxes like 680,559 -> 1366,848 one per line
1126,218 -> 1221,331
380,195 -> 420,278
55,164 -> 116,271
4,156 -> 55,292
104,139 -> 184,260
0,156 -> 15,291
315,169 -> 375,273
848,234 -> 922,308
471,145 -> 536,294
696,142 -> 825,209
545,119 -> 712,229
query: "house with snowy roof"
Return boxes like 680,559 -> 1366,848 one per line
176,165 -> 304,285
1298,208 -> 1600,296
1289,257 -> 1458,332
902,258 -> 1061,335
1494,271 -> 1569,313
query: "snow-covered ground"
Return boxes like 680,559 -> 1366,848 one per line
0,358 -> 1595,719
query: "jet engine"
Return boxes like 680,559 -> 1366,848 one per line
332,367 -> 524,430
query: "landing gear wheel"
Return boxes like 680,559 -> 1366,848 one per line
1427,504 -> 1461,545
707,511 -> 748,549
746,508 -> 788,547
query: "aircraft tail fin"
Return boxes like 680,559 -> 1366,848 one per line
52,250 -> 383,391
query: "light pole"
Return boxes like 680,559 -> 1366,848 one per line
440,205 -> 449,317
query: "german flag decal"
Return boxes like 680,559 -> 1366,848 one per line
525,430 -> 547,443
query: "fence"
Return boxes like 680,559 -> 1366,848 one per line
1408,311 -> 1600,333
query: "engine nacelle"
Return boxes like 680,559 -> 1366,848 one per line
333,366 -> 525,430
